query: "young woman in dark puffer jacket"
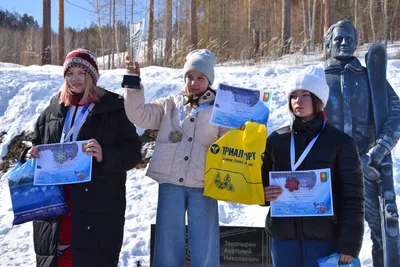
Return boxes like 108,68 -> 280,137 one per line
262,65 -> 365,267
22,49 -> 142,267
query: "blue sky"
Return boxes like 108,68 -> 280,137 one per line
0,0 -> 147,31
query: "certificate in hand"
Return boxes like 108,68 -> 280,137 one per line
34,141 -> 92,185
269,168 -> 333,217
210,83 -> 272,128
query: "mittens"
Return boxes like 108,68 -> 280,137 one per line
368,143 -> 390,167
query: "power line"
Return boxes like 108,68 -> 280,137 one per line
64,0 -> 147,18
65,0 -> 96,14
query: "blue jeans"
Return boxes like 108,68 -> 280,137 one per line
271,238 -> 336,267
153,183 -> 220,267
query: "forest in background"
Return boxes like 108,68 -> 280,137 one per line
0,0 -> 399,69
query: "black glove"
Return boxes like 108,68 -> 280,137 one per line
368,144 -> 390,167
360,154 -> 380,181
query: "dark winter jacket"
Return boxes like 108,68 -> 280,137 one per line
262,112 -> 365,257
26,90 -> 142,267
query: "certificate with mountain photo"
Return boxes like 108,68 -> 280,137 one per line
34,141 -> 92,185
210,83 -> 272,128
269,168 -> 333,217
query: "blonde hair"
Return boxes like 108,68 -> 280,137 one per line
59,72 -> 105,106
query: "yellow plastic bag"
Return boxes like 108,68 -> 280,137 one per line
204,122 -> 267,205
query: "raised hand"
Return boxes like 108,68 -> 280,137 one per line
125,55 -> 140,76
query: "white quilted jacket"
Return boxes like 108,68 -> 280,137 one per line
124,87 -> 229,188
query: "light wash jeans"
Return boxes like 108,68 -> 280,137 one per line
271,238 -> 336,267
152,183 -> 220,267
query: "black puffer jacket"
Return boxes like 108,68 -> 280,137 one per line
262,112 -> 364,257
27,90 -> 142,267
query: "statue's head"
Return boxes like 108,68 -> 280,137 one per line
324,20 -> 358,60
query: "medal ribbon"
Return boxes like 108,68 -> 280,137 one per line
60,103 -> 94,143
178,96 -> 212,126
290,119 -> 326,171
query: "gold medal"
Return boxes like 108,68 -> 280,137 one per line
169,131 -> 183,143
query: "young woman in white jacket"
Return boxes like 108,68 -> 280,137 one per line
124,49 -> 228,267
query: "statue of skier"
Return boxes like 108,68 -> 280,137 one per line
323,20 -> 400,267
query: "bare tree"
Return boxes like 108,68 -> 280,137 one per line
281,0 -> 291,55
165,0 -> 172,65
88,0 -> 108,69
356,1 -> 369,44
249,0 -> 259,61
370,0 -> 376,42
112,0 -> 116,68
323,0 -> 335,34
252,29 -> 260,61
390,0 -> 400,42
123,0 -> 127,62
207,0 -> 211,40
248,0 -> 252,45
108,0 -> 112,69
383,0 -> 388,45
308,0 -> 312,50
219,0 -> 227,54
131,0 -> 134,24
147,0 -> 154,65
309,0 -> 317,51
354,0 -> 358,28
190,0 -> 197,49
3,0 -> 397,66
302,0 -> 307,53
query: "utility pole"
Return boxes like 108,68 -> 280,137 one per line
42,0 -> 51,65
58,0 -> 65,65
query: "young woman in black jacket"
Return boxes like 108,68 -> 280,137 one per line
23,49 -> 142,267
262,65 -> 364,267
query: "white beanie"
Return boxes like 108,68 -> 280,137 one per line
183,49 -> 216,85
286,64 -> 329,108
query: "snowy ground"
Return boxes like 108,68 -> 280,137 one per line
1,43 -> 400,266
